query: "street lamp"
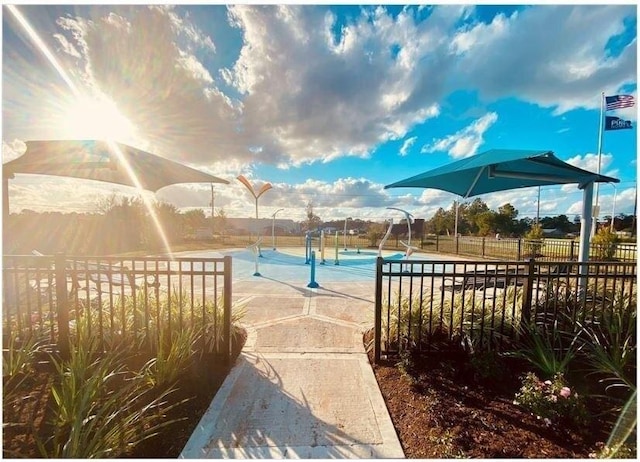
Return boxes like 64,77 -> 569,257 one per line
237,175 -> 273,257
271,208 -> 284,250
343,217 -> 350,250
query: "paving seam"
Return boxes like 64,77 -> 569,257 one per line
181,280 -> 405,459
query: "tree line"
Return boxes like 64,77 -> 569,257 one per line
4,196 -> 635,256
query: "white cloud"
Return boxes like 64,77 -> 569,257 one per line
399,136 -> 417,156
564,152 -> 615,176
4,5 -> 636,172
223,5 -> 447,165
421,112 -> 497,158
454,5 -> 636,114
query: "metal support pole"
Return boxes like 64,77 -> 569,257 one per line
307,251 -> 319,288
55,254 -> 70,359
223,256 -> 232,364
374,257 -> 383,363
343,218 -> 349,251
578,182 -> 594,296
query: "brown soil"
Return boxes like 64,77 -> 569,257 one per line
369,350 -> 615,458
4,330 -> 621,459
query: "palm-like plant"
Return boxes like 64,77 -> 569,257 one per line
510,319 -> 581,378
40,335 -> 181,458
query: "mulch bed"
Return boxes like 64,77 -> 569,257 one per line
369,350 -> 616,458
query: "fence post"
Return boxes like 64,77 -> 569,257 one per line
482,237 -> 486,257
435,234 -> 439,252
223,255 -> 233,364
455,235 -> 460,255
517,239 -> 522,261
570,241 -> 576,261
520,257 -> 535,330
55,254 -> 70,359
374,257 -> 383,364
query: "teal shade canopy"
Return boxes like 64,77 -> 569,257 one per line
3,139 -> 229,192
385,149 -> 619,197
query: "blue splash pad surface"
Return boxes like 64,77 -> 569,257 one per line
175,248 -> 414,282
231,249 -> 404,282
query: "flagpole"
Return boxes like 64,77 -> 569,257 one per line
592,91 -> 605,237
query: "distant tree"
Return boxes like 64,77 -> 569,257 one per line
495,203 -> 518,236
216,208 -> 228,234
462,198 -> 490,235
427,207 -> 454,235
524,223 -> 545,257
476,211 -> 497,236
182,209 -> 207,235
152,201 -> 182,244
303,202 -> 322,232
367,222 -> 387,247
592,227 -> 620,260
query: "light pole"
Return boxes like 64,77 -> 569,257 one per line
610,183 -> 617,233
237,175 -> 273,257
536,186 -> 541,225
211,183 -> 216,235
271,208 -> 284,250
343,217 -> 350,250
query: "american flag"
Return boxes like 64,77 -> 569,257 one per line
605,94 -> 635,111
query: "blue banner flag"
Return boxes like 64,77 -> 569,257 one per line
605,94 -> 635,110
604,116 -> 633,131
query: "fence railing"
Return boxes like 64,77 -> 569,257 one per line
3,254 -> 233,361
373,257 -> 637,362
418,235 -> 637,262
218,234 -> 636,262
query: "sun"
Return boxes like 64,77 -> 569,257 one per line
61,95 -> 137,142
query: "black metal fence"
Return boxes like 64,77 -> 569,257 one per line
3,254 -> 233,360
245,234 -> 637,263
374,257 -> 637,362
419,235 -> 637,262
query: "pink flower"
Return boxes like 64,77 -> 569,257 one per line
560,387 -> 571,398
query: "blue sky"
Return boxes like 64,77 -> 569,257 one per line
2,4 -> 637,224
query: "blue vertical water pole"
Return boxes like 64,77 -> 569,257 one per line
320,230 -> 326,265
334,231 -> 340,265
305,233 -> 311,264
307,251 -> 319,288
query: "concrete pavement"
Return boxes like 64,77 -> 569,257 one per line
179,276 -> 404,459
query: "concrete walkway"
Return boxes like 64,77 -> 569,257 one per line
180,277 -> 404,458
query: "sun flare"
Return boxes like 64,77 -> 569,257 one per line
61,96 -> 136,142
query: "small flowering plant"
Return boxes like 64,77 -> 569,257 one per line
514,372 -> 588,428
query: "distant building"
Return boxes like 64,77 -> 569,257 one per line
542,228 -> 566,238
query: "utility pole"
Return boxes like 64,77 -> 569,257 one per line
211,183 -> 216,235
536,186 -> 540,225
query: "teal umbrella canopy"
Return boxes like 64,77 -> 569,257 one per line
385,149 -> 620,264
385,149 -> 619,198
3,139 -> 229,192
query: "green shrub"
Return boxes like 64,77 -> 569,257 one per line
514,372 -> 588,428
591,227 -> 620,261
143,326 -> 198,388
523,224 -> 544,257
510,321 -> 579,378
40,337 -> 179,458
575,304 -> 636,396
